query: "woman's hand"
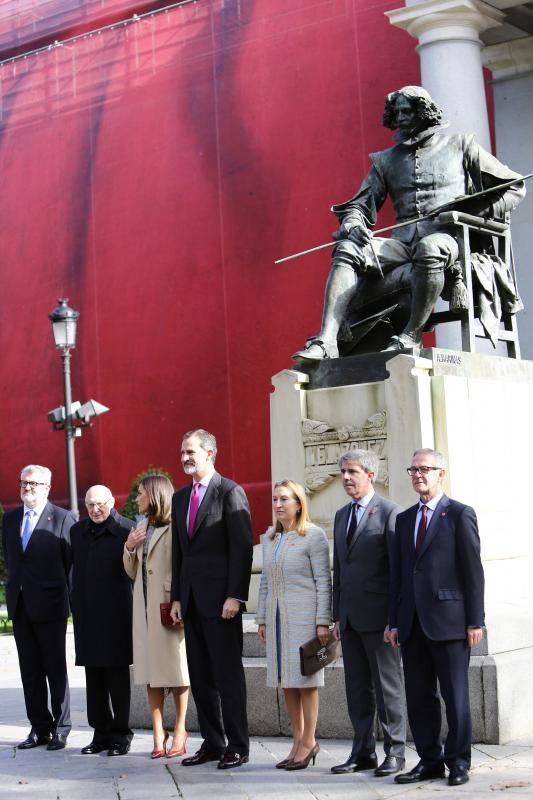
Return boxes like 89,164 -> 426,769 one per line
257,623 -> 266,643
316,625 -> 330,646
125,525 -> 146,553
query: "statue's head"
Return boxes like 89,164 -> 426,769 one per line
382,86 -> 443,136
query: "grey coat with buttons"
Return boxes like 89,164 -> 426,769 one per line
256,524 -> 331,688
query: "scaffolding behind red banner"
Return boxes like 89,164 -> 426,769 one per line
0,0 -> 419,535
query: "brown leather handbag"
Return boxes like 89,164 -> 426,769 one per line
160,602 -> 174,627
299,631 -> 341,676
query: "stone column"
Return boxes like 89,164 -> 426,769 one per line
386,0 -> 504,151
483,37 -> 533,359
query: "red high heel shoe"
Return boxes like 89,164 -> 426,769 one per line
167,731 -> 189,758
151,731 -> 169,759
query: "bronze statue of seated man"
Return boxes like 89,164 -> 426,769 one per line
292,85 -> 525,362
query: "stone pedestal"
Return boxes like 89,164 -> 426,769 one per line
270,349 -> 533,743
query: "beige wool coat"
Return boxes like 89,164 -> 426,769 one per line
256,524 -> 332,688
123,523 -> 189,688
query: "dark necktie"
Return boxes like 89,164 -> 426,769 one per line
188,482 -> 201,539
346,503 -> 359,549
415,504 -> 428,554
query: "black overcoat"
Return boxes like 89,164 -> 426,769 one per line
70,509 -> 134,667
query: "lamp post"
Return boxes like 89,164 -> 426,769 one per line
49,298 -> 80,517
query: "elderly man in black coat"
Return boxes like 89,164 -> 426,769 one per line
70,485 -> 134,756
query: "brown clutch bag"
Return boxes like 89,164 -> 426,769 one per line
160,602 -> 174,627
299,631 -> 341,676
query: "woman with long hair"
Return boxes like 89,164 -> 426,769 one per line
256,479 -> 331,770
123,475 -> 189,758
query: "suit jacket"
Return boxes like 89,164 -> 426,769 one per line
171,471 -> 253,618
389,494 -> 485,642
2,501 -> 75,622
70,508 -> 134,667
333,492 -> 399,632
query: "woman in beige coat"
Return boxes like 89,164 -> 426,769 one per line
123,475 -> 189,759
256,479 -> 331,770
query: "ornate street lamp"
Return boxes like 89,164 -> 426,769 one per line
49,299 -> 80,516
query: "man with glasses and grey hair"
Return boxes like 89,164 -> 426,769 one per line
331,449 -> 406,777
70,485 -> 135,756
390,449 -> 484,787
1,465 -> 75,750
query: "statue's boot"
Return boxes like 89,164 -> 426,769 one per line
385,260 -> 445,352
293,256 -> 358,362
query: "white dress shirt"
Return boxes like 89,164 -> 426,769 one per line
20,502 -> 46,537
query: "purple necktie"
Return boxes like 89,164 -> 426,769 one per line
188,482 -> 201,538
416,504 -> 428,554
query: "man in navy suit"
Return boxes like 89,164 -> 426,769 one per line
389,448 -> 484,787
1,465 -> 75,751
170,429 -> 253,770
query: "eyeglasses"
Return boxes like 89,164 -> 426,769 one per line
86,498 -> 112,509
19,480 -> 49,489
406,466 -> 441,476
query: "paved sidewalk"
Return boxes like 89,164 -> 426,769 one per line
1,632 -> 533,799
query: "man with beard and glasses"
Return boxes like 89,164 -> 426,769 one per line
170,429 -> 253,770
2,464 -> 75,751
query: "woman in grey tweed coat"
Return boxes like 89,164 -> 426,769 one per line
256,479 -> 331,769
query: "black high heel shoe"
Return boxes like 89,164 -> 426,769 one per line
275,757 -> 294,769
285,743 -> 319,770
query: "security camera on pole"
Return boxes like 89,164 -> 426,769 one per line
48,298 -> 109,518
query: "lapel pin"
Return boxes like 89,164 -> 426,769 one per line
440,512 -> 446,517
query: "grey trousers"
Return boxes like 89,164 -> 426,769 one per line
341,625 -> 406,758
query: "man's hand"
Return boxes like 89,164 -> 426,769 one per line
333,621 -> 341,641
170,600 -> 182,625
467,627 -> 483,648
222,597 -> 241,620
333,220 -> 372,247
389,629 -> 400,649
316,625 -> 330,646
383,624 -> 391,644
257,623 -> 266,642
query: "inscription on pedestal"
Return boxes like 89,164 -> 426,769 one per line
302,412 -> 388,494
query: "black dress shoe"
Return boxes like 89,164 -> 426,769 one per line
107,742 -> 130,757
81,740 -> 108,755
47,733 -> 67,751
375,755 -> 405,776
182,748 -> 221,766
448,765 -> 470,786
217,751 -> 249,770
331,753 -> 377,773
395,761 -> 446,783
17,730 -> 51,750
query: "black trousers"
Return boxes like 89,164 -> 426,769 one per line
13,594 -> 71,737
401,614 -> 472,769
341,624 -> 406,759
84,666 -> 133,746
184,596 -> 249,755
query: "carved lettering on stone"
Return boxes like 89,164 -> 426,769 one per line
302,412 -> 388,494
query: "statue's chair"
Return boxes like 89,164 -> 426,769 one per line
340,212 -> 521,358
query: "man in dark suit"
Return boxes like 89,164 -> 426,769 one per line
1,464 -> 75,751
170,429 -> 253,769
331,449 -> 406,777
390,448 -> 484,787
70,485 -> 135,756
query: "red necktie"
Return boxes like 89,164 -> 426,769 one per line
188,482 -> 201,538
415,504 -> 427,554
